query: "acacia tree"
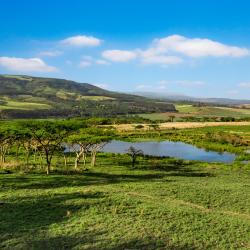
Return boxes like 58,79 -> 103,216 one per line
127,146 -> 144,168
0,132 -> 11,164
67,133 -> 93,170
19,120 -> 80,174
0,125 -> 18,164
67,127 -> 115,170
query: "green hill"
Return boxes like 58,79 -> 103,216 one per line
0,75 -> 176,118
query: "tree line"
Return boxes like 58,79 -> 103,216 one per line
0,120 -> 116,174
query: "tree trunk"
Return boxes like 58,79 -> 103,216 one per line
132,156 -> 136,168
91,151 -> 97,167
82,153 -> 86,167
26,150 -> 30,166
74,157 -> 79,170
64,154 -> 67,168
74,152 -> 81,171
45,150 -> 51,175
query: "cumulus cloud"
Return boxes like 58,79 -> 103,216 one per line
152,35 -> 250,58
61,35 -> 102,47
239,82 -> 250,88
79,56 -> 110,68
101,35 -> 249,67
0,57 -> 57,72
102,50 -> 137,62
141,55 -> 183,65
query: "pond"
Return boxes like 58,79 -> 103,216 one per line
101,140 -> 236,163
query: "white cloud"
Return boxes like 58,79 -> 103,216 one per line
61,35 -> 102,47
79,60 -> 92,68
141,54 -> 183,65
102,35 -> 249,67
78,56 -> 110,68
39,50 -> 63,57
0,57 -> 57,72
152,35 -> 250,58
102,50 -> 137,62
239,82 -> 250,88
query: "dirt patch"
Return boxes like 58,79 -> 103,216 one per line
113,121 -> 250,131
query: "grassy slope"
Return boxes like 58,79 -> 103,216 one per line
0,155 -> 249,249
0,75 -> 176,115
139,104 -> 250,120
0,100 -> 51,110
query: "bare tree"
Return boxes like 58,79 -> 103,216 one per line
127,146 -> 143,168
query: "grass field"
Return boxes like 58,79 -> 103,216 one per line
77,95 -> 116,101
0,100 -> 51,110
0,123 -> 250,249
0,155 -> 250,249
176,104 -> 250,117
139,104 -> 250,120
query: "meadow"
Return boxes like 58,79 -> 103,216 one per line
1,155 -> 250,249
0,100 -> 51,110
139,104 -> 250,121
0,120 -> 249,249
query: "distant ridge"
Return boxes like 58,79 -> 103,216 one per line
0,75 -> 176,118
134,91 -> 250,105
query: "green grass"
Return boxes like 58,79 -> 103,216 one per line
78,95 -> 116,101
176,105 -> 250,118
2,75 -> 32,81
175,104 -> 199,113
0,100 -> 51,110
138,113 -> 175,121
139,105 -> 250,120
0,154 -> 249,249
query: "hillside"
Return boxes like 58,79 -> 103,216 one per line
0,75 -> 176,118
135,91 -> 250,106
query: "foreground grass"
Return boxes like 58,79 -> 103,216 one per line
0,155 -> 250,249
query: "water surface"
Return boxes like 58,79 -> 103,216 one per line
101,140 -> 236,163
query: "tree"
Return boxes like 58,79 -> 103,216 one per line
0,125 -> 18,164
67,127 -> 115,170
19,120 -> 80,174
67,133 -> 93,170
127,146 -> 143,168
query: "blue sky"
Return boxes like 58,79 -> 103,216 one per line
1,0 -> 250,99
